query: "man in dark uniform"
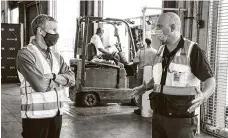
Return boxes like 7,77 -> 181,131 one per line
132,12 -> 216,138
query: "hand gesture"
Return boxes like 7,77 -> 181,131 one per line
187,87 -> 205,113
131,81 -> 147,98
127,62 -> 134,66
117,62 -> 124,68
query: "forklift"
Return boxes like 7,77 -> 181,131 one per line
69,16 -> 139,107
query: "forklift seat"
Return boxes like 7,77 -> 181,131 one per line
87,43 -> 97,61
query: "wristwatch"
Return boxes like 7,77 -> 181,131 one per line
52,73 -> 56,81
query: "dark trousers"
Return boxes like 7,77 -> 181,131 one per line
22,115 -> 62,138
152,113 -> 198,138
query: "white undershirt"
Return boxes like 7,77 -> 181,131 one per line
90,34 -> 104,56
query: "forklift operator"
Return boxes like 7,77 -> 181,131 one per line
90,27 -> 119,63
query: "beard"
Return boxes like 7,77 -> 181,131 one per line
157,34 -> 168,44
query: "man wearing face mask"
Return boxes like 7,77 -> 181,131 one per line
132,12 -> 215,138
16,14 -> 75,138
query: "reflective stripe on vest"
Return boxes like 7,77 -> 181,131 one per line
153,39 -> 201,93
153,84 -> 197,95
18,44 -> 65,119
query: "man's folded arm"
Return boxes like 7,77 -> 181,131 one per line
16,50 -> 59,92
56,55 -> 75,87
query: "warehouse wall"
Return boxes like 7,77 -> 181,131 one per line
178,0 -> 210,51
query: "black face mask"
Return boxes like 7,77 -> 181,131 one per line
43,32 -> 59,47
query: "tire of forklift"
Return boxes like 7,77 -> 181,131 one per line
81,93 -> 99,107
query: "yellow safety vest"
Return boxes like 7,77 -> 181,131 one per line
18,44 -> 66,119
152,39 -> 201,96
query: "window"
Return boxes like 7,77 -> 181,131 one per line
56,0 -> 80,64
202,0 -> 228,137
10,8 -> 19,24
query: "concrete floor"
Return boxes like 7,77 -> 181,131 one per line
1,84 -> 216,138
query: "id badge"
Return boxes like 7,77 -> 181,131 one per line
172,71 -> 186,87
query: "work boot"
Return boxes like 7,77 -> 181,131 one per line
133,109 -> 141,115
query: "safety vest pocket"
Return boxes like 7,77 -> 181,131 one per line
164,95 -> 195,116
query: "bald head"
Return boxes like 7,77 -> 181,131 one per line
157,12 -> 181,31
96,27 -> 104,34
96,27 -> 104,38
155,12 -> 182,44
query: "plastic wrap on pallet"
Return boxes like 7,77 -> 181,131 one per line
141,66 -> 153,117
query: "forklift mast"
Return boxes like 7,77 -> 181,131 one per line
74,16 -> 136,62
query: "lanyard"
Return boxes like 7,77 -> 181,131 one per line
160,45 -> 181,91
162,46 -> 177,72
